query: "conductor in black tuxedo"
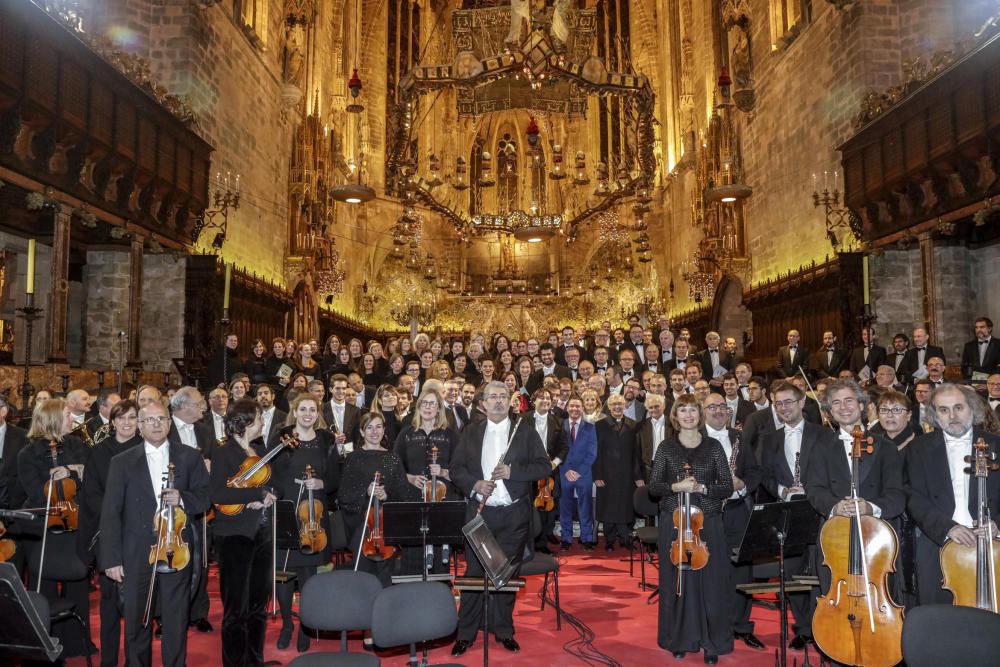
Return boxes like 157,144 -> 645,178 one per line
906,383 -> 1000,605
776,329 -> 810,378
450,381 -> 551,657
960,317 -> 1000,381
99,400 -> 211,667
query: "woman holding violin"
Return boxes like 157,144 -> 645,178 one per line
340,412 -> 407,586
273,394 -> 340,652
648,394 -> 733,664
209,399 -> 281,667
16,397 -> 92,657
393,387 -> 457,575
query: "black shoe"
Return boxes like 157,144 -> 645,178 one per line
789,635 -> 810,651
561,542 -> 572,551
547,535 -> 560,544
191,618 -> 213,633
296,629 -> 310,653
154,622 -> 162,639
451,640 -> 473,657
362,638 -> 375,652
582,542 -> 594,552
537,545 -> 553,555
499,637 -> 520,652
276,623 -> 293,650
704,654 -> 718,665
672,651 -> 686,659
736,631 -> 765,649
605,541 -> 615,552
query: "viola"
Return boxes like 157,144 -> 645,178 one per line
534,477 -> 555,512
361,471 -> 397,561
941,437 -> 1000,612
813,425 -> 903,667
149,462 -> 190,573
297,464 -> 327,555
670,463 -> 709,596
44,441 -> 79,532
422,445 -> 446,502
216,433 -> 299,515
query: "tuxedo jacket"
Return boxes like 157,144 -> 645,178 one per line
849,344 -> 887,376
167,419 -> 217,459
561,418 -> 598,479
815,347 -> 849,379
776,345 -> 810,378
555,344 -> 590,366
636,417 -> 672,482
697,348 -> 735,377
740,406 -> 780,466
322,401 -> 361,444
960,338 -> 1000,380
805,429 -> 905,521
716,427 -> 762,498
663,357 -> 693,375
728,398 -> 756,429
259,409 -> 288,449
98,442 -> 211,572
525,364 -> 571,395
898,345 -> 946,385
445,403 -> 470,432
906,428 -> 1000,546
0,424 -> 28,510
449,417 -> 550,503
760,421 -> 838,502
532,412 -> 569,464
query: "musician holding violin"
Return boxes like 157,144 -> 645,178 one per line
528,388 -> 568,553
16,397 -> 91,658
647,393 -> 733,664
272,394 -> 340,652
99,399 -> 210,667
906,383 -> 1000,607
393,387 -> 458,575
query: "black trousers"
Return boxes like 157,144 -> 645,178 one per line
603,522 -> 632,545
276,565 -> 316,624
723,501 -> 754,634
457,500 -> 529,642
98,573 -> 123,667
121,560 -> 190,667
218,529 -> 272,667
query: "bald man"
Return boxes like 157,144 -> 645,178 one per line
66,389 -> 93,427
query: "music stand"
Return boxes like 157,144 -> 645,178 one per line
734,500 -> 819,667
462,512 -> 518,667
0,562 -> 62,662
382,501 -> 465,583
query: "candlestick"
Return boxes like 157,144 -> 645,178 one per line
223,262 -> 232,309
26,239 -> 35,294
862,255 -> 870,305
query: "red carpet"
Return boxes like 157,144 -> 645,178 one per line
71,544 -> 796,666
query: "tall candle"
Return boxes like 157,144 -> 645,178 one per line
223,263 -> 232,309
26,239 -> 35,294
862,255 -> 870,306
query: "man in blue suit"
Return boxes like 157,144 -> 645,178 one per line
560,395 -> 598,551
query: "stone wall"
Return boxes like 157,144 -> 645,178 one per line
869,246 -> 922,345
140,254 -> 187,373
82,250 -> 131,369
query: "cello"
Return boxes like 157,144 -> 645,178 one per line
297,464 -> 327,555
422,445 -> 447,502
359,471 -> 396,562
940,437 -> 1000,612
670,463 -> 709,596
813,425 -> 904,667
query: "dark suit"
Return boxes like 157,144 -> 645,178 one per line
353,386 -> 377,412
741,406 -> 780,467
636,416 -> 671,482
906,429 -> 1000,604
99,442 -> 211,667
849,345 -> 888,377
663,356 -> 692,375
0,423 -> 29,510
261,408 -> 288,449
814,347 -> 848,379
450,416 -> 550,642
560,419 -> 598,544
555,344 -> 589,366
898,345 -> 945,386
322,401 -> 361,447
530,412 -> 569,543
446,403 -> 470,432
776,345 -> 810,378
525,364 -> 571,395
698,348 -> 735,378
726,398 -> 755,429
960,338 -> 1000,380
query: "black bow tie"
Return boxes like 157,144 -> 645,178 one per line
916,347 -> 926,351
981,340 -> 990,346
826,347 -> 835,351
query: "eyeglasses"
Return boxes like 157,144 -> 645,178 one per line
773,399 -> 801,409
418,400 -> 439,408
878,406 -> 908,415
704,404 -> 728,412
484,394 -> 508,402
140,416 -> 168,426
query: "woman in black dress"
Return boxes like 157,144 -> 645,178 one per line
247,338 -> 270,387
272,394 -> 340,651
594,393 -> 642,551
210,399 -> 279,667
372,384 -> 402,446
340,412 -> 407,587
393,388 -> 458,575
648,394 -> 733,664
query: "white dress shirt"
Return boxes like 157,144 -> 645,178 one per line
145,441 -> 170,500
779,420 -> 804,500
172,415 -> 197,449
836,428 -> 881,518
261,407 -> 276,444
211,412 -> 225,440
481,418 -> 513,507
329,401 -> 346,432
706,424 -> 743,499
944,430 -> 975,528
651,416 -> 666,462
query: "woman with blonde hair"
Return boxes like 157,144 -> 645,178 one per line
428,359 -> 452,382
580,388 -> 604,423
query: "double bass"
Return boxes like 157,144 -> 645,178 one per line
813,426 -> 904,667
297,464 -> 327,555
670,463 -> 709,596
940,437 -> 1000,612
359,471 -> 396,562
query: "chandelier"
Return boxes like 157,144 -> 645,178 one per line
597,210 -> 628,244
313,238 -> 346,295
471,211 -> 562,243
390,301 -> 435,328
681,249 -> 716,304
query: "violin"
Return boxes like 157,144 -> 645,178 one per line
43,441 -> 79,532
534,477 -> 555,512
216,433 -> 299,515
361,471 -> 396,561
297,464 -> 327,555
422,445 -> 447,502
0,521 -> 13,563
813,426 -> 903,667
670,463 -> 709,596
941,437 -> 1000,612
149,462 -> 190,573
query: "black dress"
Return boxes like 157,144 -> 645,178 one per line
594,416 -> 641,533
872,423 -> 919,608
649,436 -> 734,657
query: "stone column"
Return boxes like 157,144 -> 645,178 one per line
83,250 -> 130,370
128,238 -> 144,365
47,204 -> 71,362
917,232 -> 936,340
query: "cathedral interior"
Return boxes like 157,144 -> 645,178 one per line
0,0 -> 999,391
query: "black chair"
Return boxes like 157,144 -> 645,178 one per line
370,581 -> 461,666
28,538 -> 93,667
516,508 -> 562,629
901,604 -> 1000,667
288,570 -> 383,667
630,486 -> 659,591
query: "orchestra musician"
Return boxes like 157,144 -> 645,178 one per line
648,393 -> 733,664
99,400 -> 210,667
